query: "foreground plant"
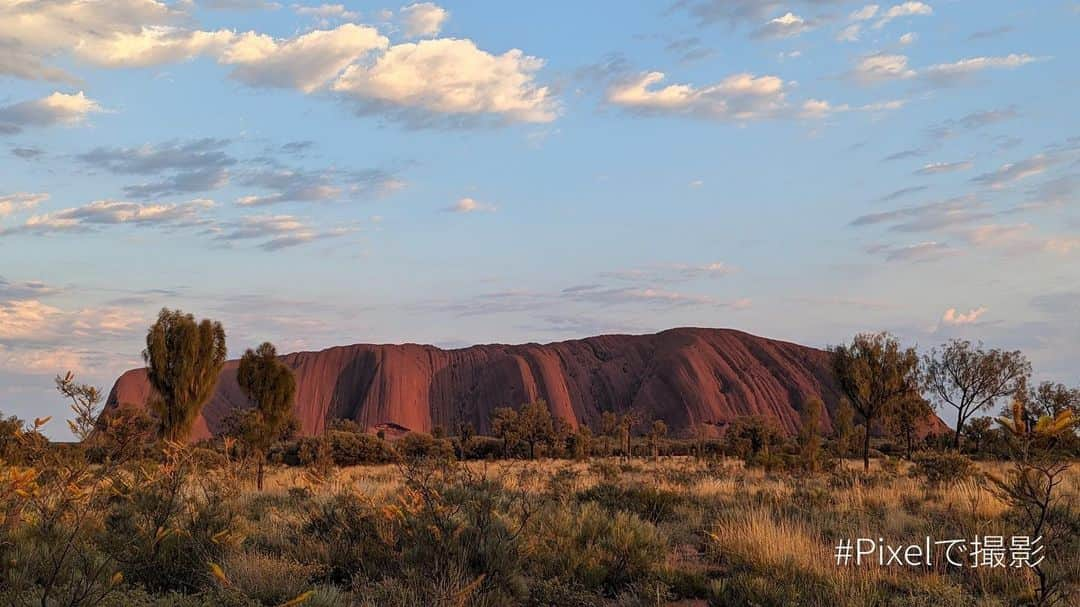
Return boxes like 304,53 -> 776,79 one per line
990,399 -> 1076,606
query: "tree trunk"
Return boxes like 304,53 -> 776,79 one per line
905,428 -> 913,460
952,421 -> 963,452
862,423 -> 871,471
257,458 -> 265,491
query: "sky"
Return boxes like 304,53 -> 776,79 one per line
1,0 -> 1078,437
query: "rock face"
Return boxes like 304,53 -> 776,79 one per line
104,327 -> 943,441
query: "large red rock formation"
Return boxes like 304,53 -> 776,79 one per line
104,327 -> 946,441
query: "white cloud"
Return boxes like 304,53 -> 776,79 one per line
873,2 -> 933,29
0,193 -> 49,218
922,54 -> 1042,83
0,1 -> 554,126
2,199 -> 214,236
836,24 -> 862,42
851,53 -> 1041,85
914,160 -> 973,175
0,344 -> 85,374
212,214 -> 353,250
333,38 -> 556,123
607,71 -> 788,121
850,5 -> 880,21
445,197 -> 496,213
941,306 -> 987,325
800,98 -> 905,118
753,12 -> 812,39
0,300 -> 63,340
899,32 -> 917,45
0,92 -> 103,132
292,3 -> 360,22
971,154 -> 1053,189
400,2 -> 449,38
221,24 -> 387,92
850,54 -> 916,82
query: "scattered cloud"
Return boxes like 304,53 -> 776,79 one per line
79,138 -> 236,197
600,262 -> 737,283
0,277 -> 59,300
607,71 -> 788,121
211,214 -> 353,251
971,154 -> 1055,189
291,3 -> 359,23
872,2 -> 933,30
444,197 -> 496,213
922,54 -> 1043,84
877,185 -> 928,202
1,199 -> 214,236
399,2 -> 449,38
237,167 -> 403,206
852,197 -> 991,232
941,306 -> 987,325
0,193 -> 49,218
221,24 -> 388,93
11,147 -> 44,159
0,92 -> 102,134
333,38 -> 557,125
753,12 -> 813,40
0,299 -> 63,340
850,54 -> 916,83
0,2 -> 553,127
914,160 -> 973,175
927,106 -> 1018,139
867,241 -> 960,262
899,32 -> 917,45
850,53 -> 1043,86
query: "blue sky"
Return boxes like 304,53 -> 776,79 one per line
1,1 -> 1078,436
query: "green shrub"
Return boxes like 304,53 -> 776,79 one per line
528,501 -> 666,595
912,452 -> 976,487
576,481 -> 686,524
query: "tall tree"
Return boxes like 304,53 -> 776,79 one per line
491,407 -> 520,458
235,342 -> 297,490
600,411 -> 618,457
797,398 -> 824,471
885,392 -> 933,460
516,399 -> 555,459
922,339 -> 1030,450
648,419 -> 668,462
1028,381 -> 1080,423
143,308 -> 227,443
832,398 -> 855,457
618,411 -> 641,461
831,332 -> 920,470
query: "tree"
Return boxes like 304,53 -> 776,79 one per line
962,417 -> 994,456
516,399 -> 554,459
491,407 -> 520,458
922,339 -> 1030,451
832,398 -> 855,457
143,308 -> 227,443
618,411 -> 640,461
235,342 -> 297,490
724,416 -> 785,463
647,419 -> 668,461
55,371 -> 102,442
600,411 -> 618,457
1028,381 -> 1080,425
885,392 -> 933,460
831,332 -> 920,470
797,398 -> 824,471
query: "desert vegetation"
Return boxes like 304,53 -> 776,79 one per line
1,310 -> 1077,606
